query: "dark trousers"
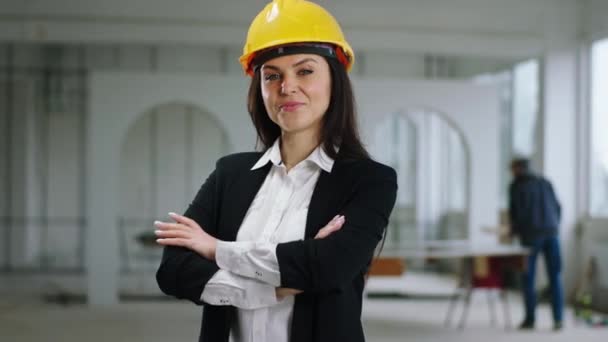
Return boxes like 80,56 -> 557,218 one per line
522,236 -> 564,323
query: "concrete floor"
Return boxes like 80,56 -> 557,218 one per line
1,292 -> 607,342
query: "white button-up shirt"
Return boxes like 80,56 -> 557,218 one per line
201,139 -> 334,342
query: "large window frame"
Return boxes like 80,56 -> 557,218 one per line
590,37 -> 608,217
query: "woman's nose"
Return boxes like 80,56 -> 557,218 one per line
280,76 -> 297,94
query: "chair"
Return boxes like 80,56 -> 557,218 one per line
444,256 -> 520,329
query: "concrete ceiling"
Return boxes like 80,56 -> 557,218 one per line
0,0 -> 586,59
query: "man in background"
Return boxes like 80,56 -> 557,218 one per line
508,158 -> 564,331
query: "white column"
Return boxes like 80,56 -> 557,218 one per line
541,44 -> 580,293
25,82 -> 42,265
86,87 -> 121,306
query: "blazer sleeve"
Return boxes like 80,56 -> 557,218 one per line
156,166 -> 221,305
275,164 -> 397,293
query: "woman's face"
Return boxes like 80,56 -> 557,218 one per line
260,53 -> 331,137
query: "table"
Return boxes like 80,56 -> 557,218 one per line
379,243 -> 529,329
380,243 -> 529,259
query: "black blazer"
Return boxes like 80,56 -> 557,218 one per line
156,152 -> 398,342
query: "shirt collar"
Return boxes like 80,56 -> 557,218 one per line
251,138 -> 335,173
307,142 -> 335,173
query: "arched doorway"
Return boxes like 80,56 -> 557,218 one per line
117,102 -> 229,281
371,107 -> 471,249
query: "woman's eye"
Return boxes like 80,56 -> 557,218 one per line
298,69 -> 313,76
264,73 -> 280,81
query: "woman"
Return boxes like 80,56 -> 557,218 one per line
154,1 -> 397,341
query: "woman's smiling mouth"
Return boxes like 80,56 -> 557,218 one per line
279,101 -> 305,112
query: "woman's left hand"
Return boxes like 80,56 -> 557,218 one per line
154,212 -> 217,260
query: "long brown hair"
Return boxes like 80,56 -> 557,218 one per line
246,56 -> 369,161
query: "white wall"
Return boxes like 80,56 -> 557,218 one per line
86,73 -> 499,304
355,79 -> 499,246
87,72 -> 251,304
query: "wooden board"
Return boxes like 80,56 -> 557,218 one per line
368,257 -> 406,276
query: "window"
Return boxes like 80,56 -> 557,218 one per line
512,60 -> 540,159
473,71 -> 512,208
591,38 -> 608,216
472,59 -> 540,209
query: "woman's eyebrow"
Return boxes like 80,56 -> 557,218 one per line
263,58 -> 318,71
292,58 -> 318,67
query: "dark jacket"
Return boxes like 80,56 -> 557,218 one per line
508,172 -> 561,244
156,152 -> 398,342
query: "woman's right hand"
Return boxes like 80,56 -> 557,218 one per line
276,215 -> 346,300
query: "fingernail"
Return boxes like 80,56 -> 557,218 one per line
154,230 -> 161,235
168,212 -> 177,217
338,216 -> 345,222
332,215 -> 339,220
154,220 -> 161,226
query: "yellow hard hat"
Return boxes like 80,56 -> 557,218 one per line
240,0 -> 355,76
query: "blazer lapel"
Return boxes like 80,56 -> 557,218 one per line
221,163 -> 271,241
305,161 -> 349,239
